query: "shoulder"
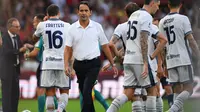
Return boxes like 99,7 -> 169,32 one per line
91,20 -> 102,28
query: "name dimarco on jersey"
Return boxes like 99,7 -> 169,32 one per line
45,56 -> 62,61
163,18 -> 174,25
46,23 -> 64,28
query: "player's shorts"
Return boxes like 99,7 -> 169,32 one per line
168,65 -> 194,84
36,62 -> 42,87
123,64 -> 157,89
40,70 -> 71,89
160,77 -> 171,88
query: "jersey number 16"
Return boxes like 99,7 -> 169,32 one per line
46,30 -> 63,49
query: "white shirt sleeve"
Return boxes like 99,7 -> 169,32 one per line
183,16 -> 192,36
65,26 -> 73,47
140,15 -> 152,34
113,24 -> 122,39
98,25 -> 109,45
34,22 -> 43,38
151,25 -> 159,39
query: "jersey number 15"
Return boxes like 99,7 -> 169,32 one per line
164,25 -> 176,45
46,30 -> 63,49
127,21 -> 138,40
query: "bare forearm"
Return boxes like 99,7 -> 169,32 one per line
140,32 -> 149,63
102,44 -> 114,66
32,34 -> 39,44
151,33 -> 167,59
188,35 -> 200,57
64,46 -> 73,67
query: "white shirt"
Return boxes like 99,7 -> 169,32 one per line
8,30 -> 19,64
65,20 -> 109,61
34,18 -> 70,70
113,22 -> 128,50
159,13 -> 192,69
123,9 -> 153,64
148,25 -> 159,72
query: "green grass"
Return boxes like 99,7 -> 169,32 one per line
18,99 -> 200,112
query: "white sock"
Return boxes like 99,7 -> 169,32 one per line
132,100 -> 142,112
46,96 -> 55,112
140,98 -> 146,112
156,96 -> 163,112
146,96 -> 156,112
106,94 -> 128,112
169,91 -> 190,112
57,93 -> 69,112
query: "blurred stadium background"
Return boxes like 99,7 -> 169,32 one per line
0,0 -> 200,111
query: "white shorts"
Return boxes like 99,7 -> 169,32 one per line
123,64 -> 157,88
168,65 -> 194,84
40,70 -> 70,89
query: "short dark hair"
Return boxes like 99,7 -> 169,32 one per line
78,1 -> 92,11
125,2 -> 140,17
7,18 -> 18,29
168,0 -> 181,8
35,14 -> 45,21
46,4 -> 59,16
144,0 -> 160,5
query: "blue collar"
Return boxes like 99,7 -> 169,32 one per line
48,18 -> 60,21
168,12 -> 178,15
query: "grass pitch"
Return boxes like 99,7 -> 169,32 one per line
18,99 -> 200,112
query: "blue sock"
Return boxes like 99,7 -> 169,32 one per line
167,94 -> 174,108
94,89 -> 109,110
38,95 -> 46,112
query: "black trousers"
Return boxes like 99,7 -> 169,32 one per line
74,57 -> 101,112
1,66 -> 19,112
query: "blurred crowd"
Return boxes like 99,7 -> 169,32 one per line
0,0 -> 199,44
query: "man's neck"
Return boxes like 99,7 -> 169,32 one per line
170,8 -> 180,14
79,20 -> 89,28
49,16 -> 59,19
143,5 -> 151,14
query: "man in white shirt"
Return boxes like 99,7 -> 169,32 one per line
159,0 -> 200,112
64,1 -> 118,112
33,4 -> 70,112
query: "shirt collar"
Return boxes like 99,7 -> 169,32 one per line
168,12 -> 178,15
76,19 -> 93,28
48,18 -> 60,21
8,30 -> 16,38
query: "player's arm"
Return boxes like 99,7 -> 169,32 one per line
24,48 -> 39,59
140,31 -> 149,64
64,46 -> 73,75
150,33 -> 167,59
186,34 -> 200,58
32,22 -> 43,43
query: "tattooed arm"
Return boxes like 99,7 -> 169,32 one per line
186,34 -> 200,58
140,31 -> 149,63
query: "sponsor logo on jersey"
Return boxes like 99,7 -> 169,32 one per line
45,56 -> 62,61
166,54 -> 180,60
126,50 -> 136,55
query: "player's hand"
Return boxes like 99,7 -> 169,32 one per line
157,65 -> 164,78
24,53 -> 29,59
70,69 -> 76,78
141,63 -> 148,79
101,63 -> 111,71
43,16 -> 49,21
112,65 -> 118,78
65,65 -> 71,76
24,43 -> 34,49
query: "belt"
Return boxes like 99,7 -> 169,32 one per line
76,57 -> 99,63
